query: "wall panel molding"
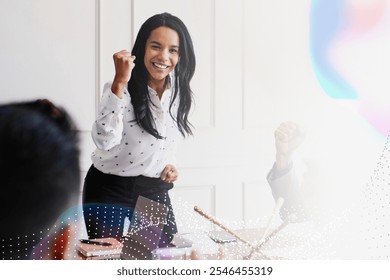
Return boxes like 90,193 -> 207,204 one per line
95,0 -> 101,116
171,184 -> 216,232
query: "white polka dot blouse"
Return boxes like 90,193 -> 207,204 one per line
91,79 -> 181,178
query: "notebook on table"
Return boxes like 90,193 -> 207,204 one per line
76,237 -> 123,260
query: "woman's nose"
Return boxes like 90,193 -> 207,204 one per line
158,49 -> 169,62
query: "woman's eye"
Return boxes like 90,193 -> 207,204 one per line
170,49 -> 178,53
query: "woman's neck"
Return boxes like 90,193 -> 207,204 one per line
148,77 -> 169,99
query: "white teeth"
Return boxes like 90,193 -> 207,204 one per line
153,63 -> 168,69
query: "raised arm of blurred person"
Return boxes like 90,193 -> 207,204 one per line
267,122 -> 309,221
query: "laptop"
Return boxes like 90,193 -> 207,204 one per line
120,196 -> 169,260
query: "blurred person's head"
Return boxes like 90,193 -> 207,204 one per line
0,99 -> 80,259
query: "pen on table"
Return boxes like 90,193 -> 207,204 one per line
254,214 -> 297,251
246,213 -> 297,260
260,197 -> 285,241
193,206 -> 271,259
79,239 -> 112,246
193,206 -> 253,246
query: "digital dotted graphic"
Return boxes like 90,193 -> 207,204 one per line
1,207 -> 83,260
3,137 -> 390,261
361,131 -> 390,259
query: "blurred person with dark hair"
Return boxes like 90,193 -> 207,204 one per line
0,99 -> 80,260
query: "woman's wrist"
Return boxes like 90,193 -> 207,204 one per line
275,152 -> 291,171
111,79 -> 127,98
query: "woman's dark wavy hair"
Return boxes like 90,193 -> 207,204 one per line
128,12 -> 196,139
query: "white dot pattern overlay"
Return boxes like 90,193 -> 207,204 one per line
362,131 -> 390,259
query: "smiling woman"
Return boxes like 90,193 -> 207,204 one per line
82,13 -> 196,248
144,26 -> 180,94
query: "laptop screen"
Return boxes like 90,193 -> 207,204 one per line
120,196 -> 169,260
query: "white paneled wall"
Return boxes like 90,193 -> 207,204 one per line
0,0 -> 317,233
0,0 -> 96,131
